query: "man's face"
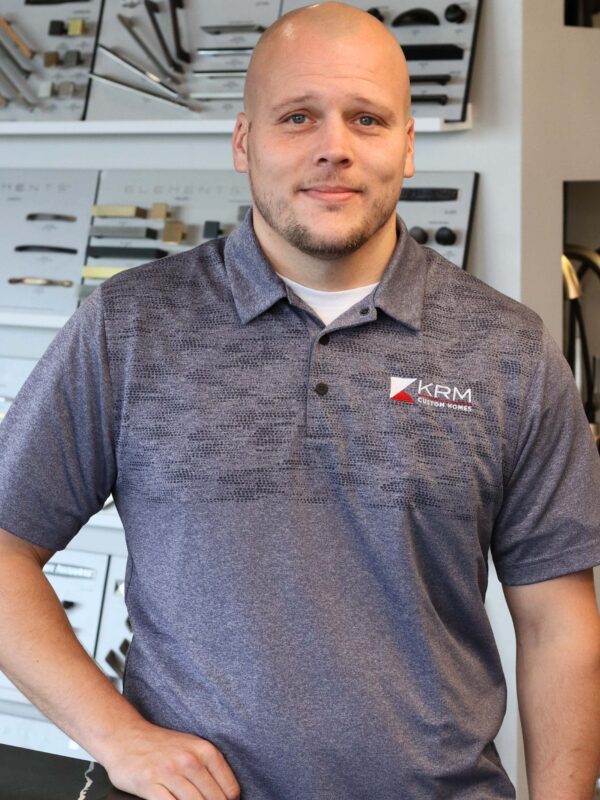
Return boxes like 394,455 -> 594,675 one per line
232,28 -> 415,260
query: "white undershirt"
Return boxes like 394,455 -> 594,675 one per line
276,272 -> 379,325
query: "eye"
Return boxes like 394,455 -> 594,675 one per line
357,115 -> 378,126
286,113 -> 308,124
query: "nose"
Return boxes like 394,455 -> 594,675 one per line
313,116 -> 354,168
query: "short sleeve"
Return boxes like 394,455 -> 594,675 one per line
491,325 -> 600,585
0,287 -> 116,551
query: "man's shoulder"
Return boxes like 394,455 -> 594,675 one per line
99,238 -> 226,298
423,248 -> 544,352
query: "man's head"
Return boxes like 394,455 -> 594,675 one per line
232,2 -> 415,262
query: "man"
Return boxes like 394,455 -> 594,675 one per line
0,3 -> 599,799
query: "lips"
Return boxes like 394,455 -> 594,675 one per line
301,185 -> 361,202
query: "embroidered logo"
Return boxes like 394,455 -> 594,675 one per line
390,377 -> 473,413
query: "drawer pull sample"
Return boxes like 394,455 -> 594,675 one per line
411,93 -> 448,105
90,225 -> 158,239
92,204 -> 147,219
8,277 -> 74,287
410,74 -> 451,85
26,213 -> 77,222
168,0 -> 190,63
14,244 -> 78,254
87,246 -> 168,259
201,24 -> 266,35
392,8 -> 439,26
402,44 -> 464,60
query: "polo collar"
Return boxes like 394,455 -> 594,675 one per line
224,210 -> 428,331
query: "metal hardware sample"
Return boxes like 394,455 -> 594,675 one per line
43,51 -> 61,67
150,202 -> 169,219
0,54 -> 38,106
62,49 -> 83,67
92,204 -> 147,218
168,0 -> 189,63
401,44 -> 464,60
392,8 -> 440,25
144,0 -> 183,74
25,0 -> 91,4
200,24 -> 266,35
117,13 -> 181,83
26,213 -> 77,222
87,246 -> 168,259
82,265 -> 127,279
410,74 -> 451,85
56,80 -> 76,97
14,244 -> 78,254
89,73 -> 200,111
0,32 -> 33,75
48,20 -> 68,36
97,45 -> 184,99
0,18 -> 34,59
90,225 -> 158,239
67,18 -> 86,36
411,94 -> 449,105
8,276 -> 74,287
162,220 -> 185,244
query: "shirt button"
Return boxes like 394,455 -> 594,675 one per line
319,334 -> 330,345
315,382 -> 329,396
360,307 -> 369,316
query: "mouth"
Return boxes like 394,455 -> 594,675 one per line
300,186 -> 362,203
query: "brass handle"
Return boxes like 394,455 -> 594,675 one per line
8,276 -> 73,287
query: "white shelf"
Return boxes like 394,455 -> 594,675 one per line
0,312 -> 69,329
0,105 -> 473,136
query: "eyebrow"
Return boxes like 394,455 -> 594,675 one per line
270,94 -> 398,121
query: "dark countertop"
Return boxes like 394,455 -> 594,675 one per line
0,743 -> 141,799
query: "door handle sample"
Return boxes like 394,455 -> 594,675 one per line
168,0 -> 189,63
144,0 -> 183,73
14,244 -> 78,254
117,13 -> 181,83
87,246 -> 168,259
8,276 -> 74,286
402,44 -> 464,60
392,8 -> 440,25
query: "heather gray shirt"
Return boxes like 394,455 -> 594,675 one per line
1,214 -> 600,799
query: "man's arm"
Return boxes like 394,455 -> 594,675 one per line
0,527 -> 241,800
503,569 -> 600,800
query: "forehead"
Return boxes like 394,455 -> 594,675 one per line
258,37 -> 405,111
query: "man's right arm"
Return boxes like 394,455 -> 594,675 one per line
0,527 -> 241,800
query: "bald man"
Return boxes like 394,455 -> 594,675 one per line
0,4 -> 599,800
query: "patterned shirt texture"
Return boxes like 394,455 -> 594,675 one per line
0,212 -> 599,799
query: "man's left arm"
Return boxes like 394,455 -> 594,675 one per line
503,569 -> 600,800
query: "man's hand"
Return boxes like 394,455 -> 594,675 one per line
103,719 -> 241,800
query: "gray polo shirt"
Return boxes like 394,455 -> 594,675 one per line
1,213 -> 599,799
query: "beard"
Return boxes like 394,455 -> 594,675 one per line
247,170 -> 399,261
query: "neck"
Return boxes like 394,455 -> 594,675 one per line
252,211 -> 398,291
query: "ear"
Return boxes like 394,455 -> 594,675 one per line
232,112 -> 250,173
403,118 -> 415,179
